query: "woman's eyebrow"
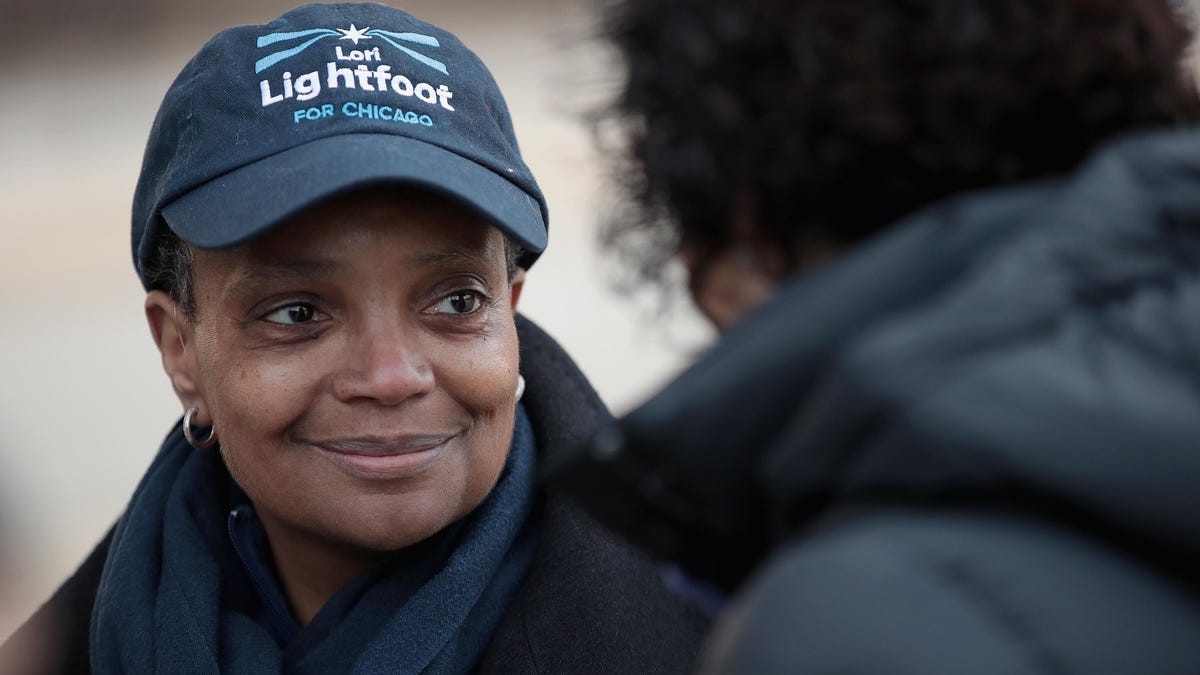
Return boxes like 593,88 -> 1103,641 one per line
231,247 -> 495,288
405,249 -> 494,269
235,258 -> 340,285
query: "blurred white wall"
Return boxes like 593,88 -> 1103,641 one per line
0,0 -> 712,641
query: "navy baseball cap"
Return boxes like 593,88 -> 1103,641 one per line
132,2 -> 548,289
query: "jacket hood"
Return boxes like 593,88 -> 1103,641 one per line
559,128 -> 1200,587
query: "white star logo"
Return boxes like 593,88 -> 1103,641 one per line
338,24 -> 372,45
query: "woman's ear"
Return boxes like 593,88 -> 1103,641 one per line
509,267 -> 526,313
145,290 -> 208,423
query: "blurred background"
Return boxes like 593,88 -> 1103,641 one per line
0,0 -> 713,640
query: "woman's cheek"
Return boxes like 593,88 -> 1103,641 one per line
450,339 -> 519,412
203,346 -> 313,449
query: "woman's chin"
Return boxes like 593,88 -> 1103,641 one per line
343,524 -> 447,553
318,498 -> 472,554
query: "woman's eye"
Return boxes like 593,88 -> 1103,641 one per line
263,304 -> 317,324
435,291 -> 481,315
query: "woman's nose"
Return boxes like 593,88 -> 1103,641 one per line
332,323 -> 435,405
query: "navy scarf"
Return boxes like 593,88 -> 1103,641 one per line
91,405 -> 538,674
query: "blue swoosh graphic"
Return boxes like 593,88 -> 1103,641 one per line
257,28 -> 339,48
255,34 -> 336,73
368,31 -> 448,74
367,29 -> 440,48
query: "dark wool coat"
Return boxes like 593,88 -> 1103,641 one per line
1,317 -> 708,674
564,129 -> 1200,673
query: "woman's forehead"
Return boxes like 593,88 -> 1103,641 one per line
197,188 -> 507,278
266,187 -> 498,249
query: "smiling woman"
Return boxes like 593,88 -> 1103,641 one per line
150,189 -> 525,626
0,3 -> 706,673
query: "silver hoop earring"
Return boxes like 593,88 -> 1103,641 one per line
183,406 -> 218,449
516,374 -> 526,402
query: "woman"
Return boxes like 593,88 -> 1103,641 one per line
556,0 -> 1200,672
0,3 -> 705,672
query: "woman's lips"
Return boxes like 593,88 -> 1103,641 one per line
310,434 -> 456,479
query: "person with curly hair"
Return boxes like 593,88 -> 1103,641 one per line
553,0 -> 1200,671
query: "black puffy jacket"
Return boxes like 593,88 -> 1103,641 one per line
559,129 -> 1200,673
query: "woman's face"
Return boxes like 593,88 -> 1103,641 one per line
166,189 -> 521,554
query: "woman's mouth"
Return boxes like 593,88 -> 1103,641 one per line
309,434 -> 457,479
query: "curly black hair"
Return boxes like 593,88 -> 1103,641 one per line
602,0 -> 1200,289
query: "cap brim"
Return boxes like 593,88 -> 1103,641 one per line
160,133 -> 547,261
